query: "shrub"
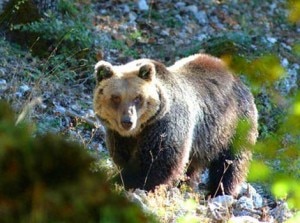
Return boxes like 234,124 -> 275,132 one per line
0,101 -> 156,223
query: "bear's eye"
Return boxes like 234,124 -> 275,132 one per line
111,95 -> 121,105
133,95 -> 143,105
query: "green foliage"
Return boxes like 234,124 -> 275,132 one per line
211,6 -> 300,211
248,161 -> 271,181
0,101 -> 156,223
146,10 -> 183,28
110,39 -> 139,59
286,212 -> 300,223
5,0 -> 95,58
178,32 -> 261,59
244,65 -> 300,209
14,16 -> 93,52
231,118 -> 253,153
176,200 -> 199,223
129,30 -> 143,41
288,0 -> 300,22
247,4 -> 300,212
203,32 -> 253,58
0,0 -> 40,25
225,54 -> 285,89
272,177 -> 300,208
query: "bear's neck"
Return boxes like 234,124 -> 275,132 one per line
142,84 -> 169,128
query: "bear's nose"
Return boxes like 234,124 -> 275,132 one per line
121,117 -> 133,130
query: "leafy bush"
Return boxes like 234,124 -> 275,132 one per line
0,101 -> 156,223
2,0 -> 95,57
13,13 -> 94,55
193,5 -> 300,211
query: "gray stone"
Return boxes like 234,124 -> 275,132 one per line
195,11 -> 208,25
0,79 -> 7,91
138,0 -> 149,11
185,5 -> 198,16
175,2 -> 186,9
19,84 -> 30,93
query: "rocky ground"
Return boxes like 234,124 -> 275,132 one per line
0,0 -> 299,222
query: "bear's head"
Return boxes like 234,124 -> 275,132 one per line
93,59 -> 168,137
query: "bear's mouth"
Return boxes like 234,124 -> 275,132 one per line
120,117 -> 135,131
116,120 -> 140,136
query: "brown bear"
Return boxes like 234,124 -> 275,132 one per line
93,54 -> 258,197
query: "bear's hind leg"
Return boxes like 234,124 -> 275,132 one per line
185,156 -> 204,190
207,150 -> 251,197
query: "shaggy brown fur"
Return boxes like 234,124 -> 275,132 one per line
93,54 -> 258,197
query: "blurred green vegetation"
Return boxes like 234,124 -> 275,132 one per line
235,1 -> 300,213
187,0 -> 300,215
225,48 -> 300,210
146,9 -> 183,28
0,102 -> 156,223
288,0 -> 300,22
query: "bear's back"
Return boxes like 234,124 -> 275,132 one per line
168,54 -> 234,85
167,54 -> 258,155
166,54 -> 237,111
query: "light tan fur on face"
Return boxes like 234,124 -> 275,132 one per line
93,63 -> 161,137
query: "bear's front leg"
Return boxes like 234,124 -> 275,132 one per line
108,117 -> 192,191
105,130 -> 144,188
112,132 -> 184,191
134,120 -> 191,191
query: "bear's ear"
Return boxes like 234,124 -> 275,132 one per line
138,63 -> 156,81
94,61 -> 114,82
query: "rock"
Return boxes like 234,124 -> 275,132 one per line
121,4 -> 130,13
0,79 -> 7,91
252,193 -> 264,209
281,42 -> 292,51
15,84 -> 31,98
138,0 -> 149,11
99,9 -> 107,14
208,195 -> 235,221
96,143 -> 106,153
200,169 -> 209,184
281,58 -> 289,68
211,195 -> 235,207
266,36 -> 277,44
128,12 -> 137,23
161,30 -> 170,37
175,2 -> 186,9
196,33 -> 208,41
85,109 -> 95,118
54,104 -> 66,114
229,216 -> 263,223
239,183 -> 263,208
195,11 -> 208,25
175,14 -> 183,23
129,189 -> 150,212
234,195 -> 263,219
0,68 -> 6,76
19,84 -> 30,93
235,196 -> 254,212
185,5 -> 198,16
276,63 -> 299,95
270,202 -> 293,223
